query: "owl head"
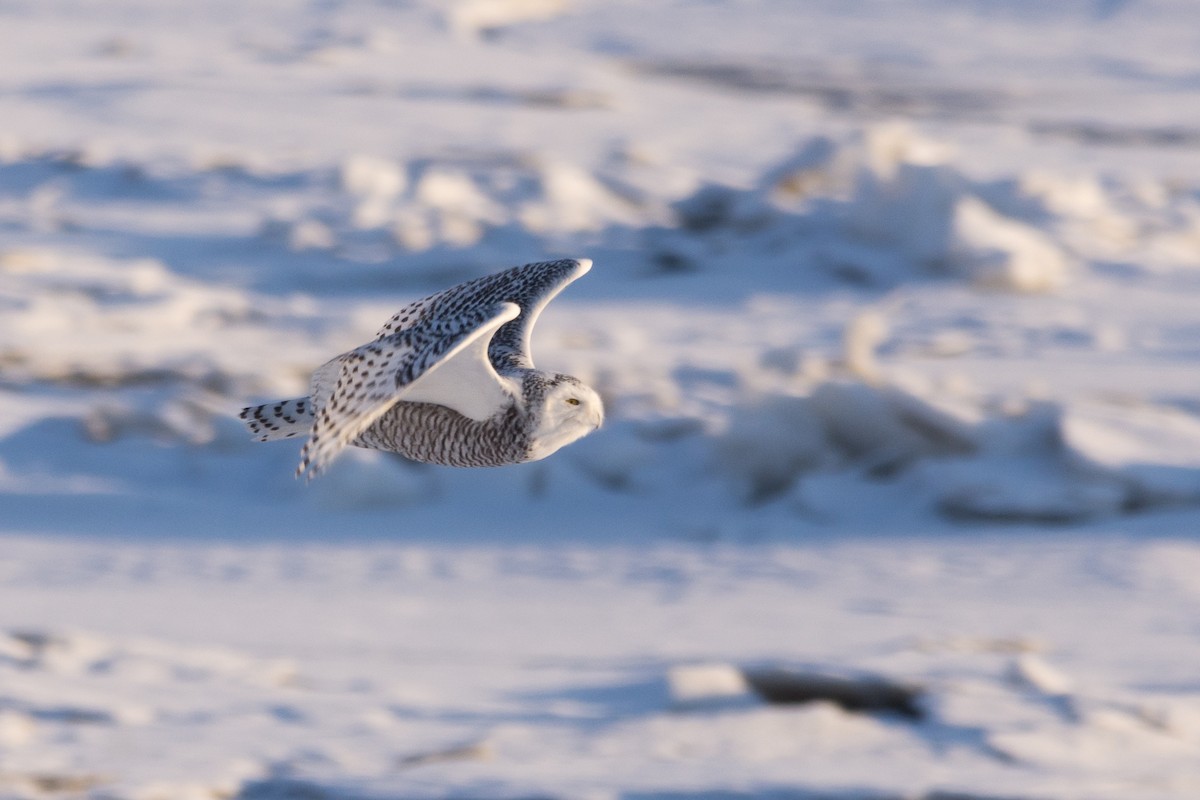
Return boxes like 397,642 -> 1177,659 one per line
524,373 -> 604,462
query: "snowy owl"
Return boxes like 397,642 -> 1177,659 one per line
240,258 -> 603,479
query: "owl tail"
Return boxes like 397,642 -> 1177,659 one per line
239,398 -> 313,442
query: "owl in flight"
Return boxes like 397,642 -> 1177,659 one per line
240,258 -> 603,480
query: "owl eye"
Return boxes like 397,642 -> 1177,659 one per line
565,397 -> 581,406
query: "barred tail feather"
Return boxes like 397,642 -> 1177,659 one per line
239,398 -> 313,442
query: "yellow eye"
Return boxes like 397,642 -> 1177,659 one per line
565,397 -> 581,406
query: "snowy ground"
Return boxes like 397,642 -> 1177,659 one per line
2,1 -> 1200,798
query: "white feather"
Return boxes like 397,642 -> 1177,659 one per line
398,306 -> 521,421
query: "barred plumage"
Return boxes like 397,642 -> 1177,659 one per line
239,258 -> 603,479
354,401 -> 529,468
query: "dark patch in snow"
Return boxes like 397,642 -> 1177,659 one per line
742,667 -> 924,719
633,61 -> 1007,120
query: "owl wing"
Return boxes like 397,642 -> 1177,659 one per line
298,302 -> 520,480
373,258 -> 592,372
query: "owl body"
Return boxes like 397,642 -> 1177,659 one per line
354,400 -> 528,468
239,259 -> 603,479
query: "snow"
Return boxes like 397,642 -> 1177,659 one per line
2,1 -> 1200,798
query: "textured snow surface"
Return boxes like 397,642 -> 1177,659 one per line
2,1 -> 1200,798
2,535 -> 1200,800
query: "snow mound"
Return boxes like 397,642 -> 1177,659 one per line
707,379 -> 1200,524
0,249 -> 265,386
655,125 -> 1089,291
714,382 -> 976,504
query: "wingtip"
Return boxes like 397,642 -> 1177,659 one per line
574,257 -> 593,274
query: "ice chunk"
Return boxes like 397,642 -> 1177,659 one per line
521,160 -> 638,234
287,219 -> 336,251
758,136 -> 838,204
667,663 -> 754,709
1008,654 -> 1073,696
339,155 -> 406,200
842,309 -> 889,382
448,0 -> 567,36
950,196 -> 1071,292
863,123 -> 955,179
1063,401 -> 1200,505
844,137 -> 963,266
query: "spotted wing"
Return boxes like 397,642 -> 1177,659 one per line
298,302 -> 520,480
373,258 -> 592,372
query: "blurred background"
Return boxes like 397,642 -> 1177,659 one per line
1,1 -> 1199,798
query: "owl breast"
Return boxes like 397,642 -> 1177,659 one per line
353,401 -> 531,467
